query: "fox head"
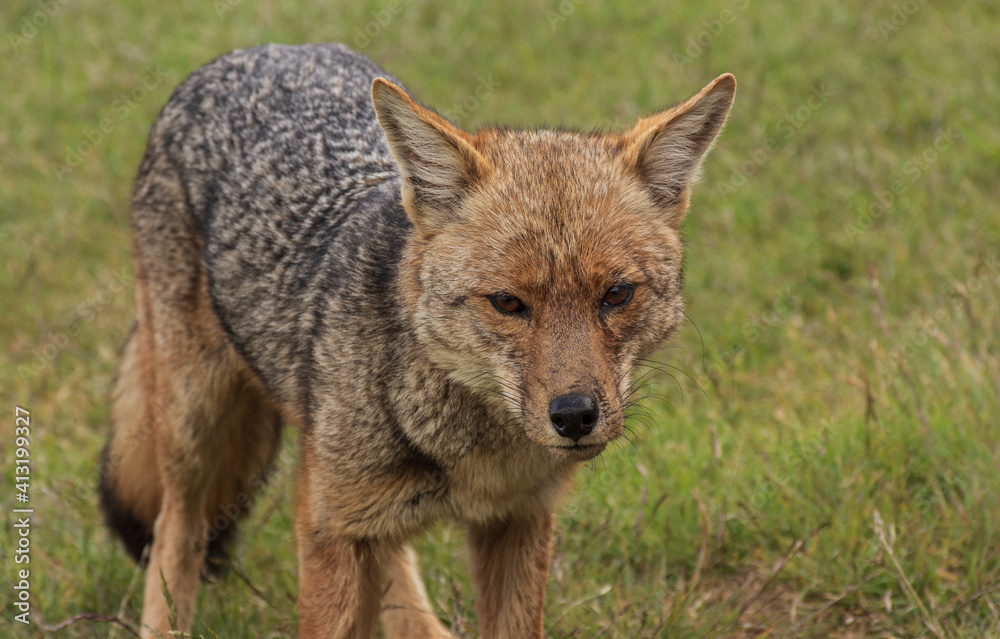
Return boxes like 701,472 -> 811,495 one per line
372,75 -> 735,462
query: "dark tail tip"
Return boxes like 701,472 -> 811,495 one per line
98,443 -> 153,566
97,442 -> 238,577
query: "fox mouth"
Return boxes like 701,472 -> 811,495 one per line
545,442 -> 607,462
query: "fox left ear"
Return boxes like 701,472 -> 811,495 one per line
626,74 -> 736,225
371,78 -> 492,235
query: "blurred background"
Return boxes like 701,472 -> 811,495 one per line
1,1 -> 998,637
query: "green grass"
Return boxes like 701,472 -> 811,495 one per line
2,0 -> 999,636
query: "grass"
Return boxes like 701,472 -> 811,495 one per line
2,0 -> 999,636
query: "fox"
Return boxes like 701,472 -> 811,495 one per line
98,42 -> 735,638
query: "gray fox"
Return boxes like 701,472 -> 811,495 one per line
98,43 -> 735,638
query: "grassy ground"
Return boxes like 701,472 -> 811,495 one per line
2,0 -> 999,636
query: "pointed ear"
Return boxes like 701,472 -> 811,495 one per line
625,73 -> 736,224
371,78 -> 492,233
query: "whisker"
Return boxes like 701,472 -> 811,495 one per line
636,357 -> 714,409
666,303 -> 708,372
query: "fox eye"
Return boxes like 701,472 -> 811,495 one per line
601,284 -> 633,309
490,293 -> 527,315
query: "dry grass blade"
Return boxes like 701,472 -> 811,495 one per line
634,462 -> 650,539
652,489 -> 713,636
872,510 -> 951,639
44,613 -> 141,637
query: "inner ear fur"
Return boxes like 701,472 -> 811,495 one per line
625,74 -> 736,224
371,78 -> 492,233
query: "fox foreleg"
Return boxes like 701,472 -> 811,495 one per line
468,511 -> 554,639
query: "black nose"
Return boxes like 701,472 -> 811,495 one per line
549,394 -> 599,442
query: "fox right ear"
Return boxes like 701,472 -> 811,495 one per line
371,78 -> 491,233
625,74 -> 736,226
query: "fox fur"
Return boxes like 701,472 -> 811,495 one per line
98,43 -> 735,638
